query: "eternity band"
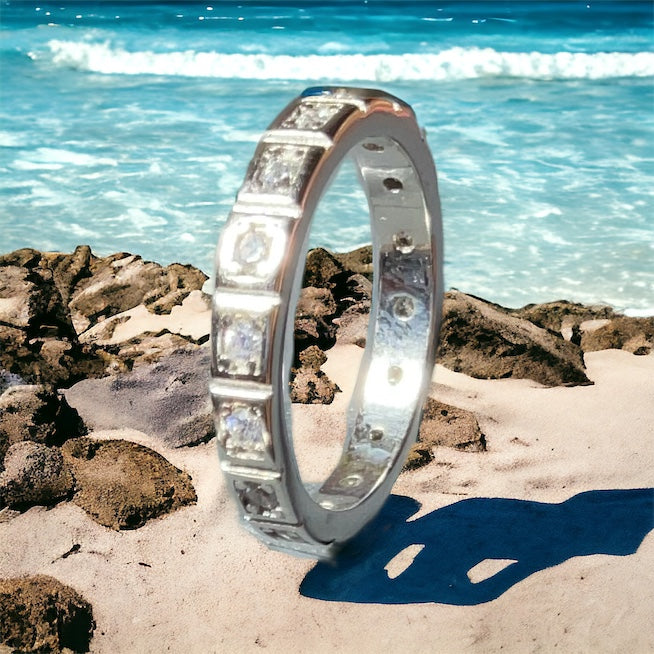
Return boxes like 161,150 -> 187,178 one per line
211,86 -> 443,559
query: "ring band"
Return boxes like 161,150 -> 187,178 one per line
211,86 -> 443,559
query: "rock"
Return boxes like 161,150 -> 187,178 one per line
302,248 -> 344,289
334,273 -> 373,322
0,264 -> 75,338
0,330 -> 104,388
437,291 -> 591,386
333,245 -> 374,279
68,252 -> 207,333
42,244 -> 94,306
290,345 -> 340,404
0,247 -> 208,386
0,441 -> 74,508
343,273 -> 372,305
513,300 -> 617,340
403,398 -> 486,471
294,287 -> 338,354
61,437 -> 197,530
402,444 -> 435,471
0,247 -> 43,269
103,330 -> 201,370
0,575 -> 95,653
0,256 -> 104,386
419,398 -> 487,452
290,366 -> 340,404
78,291 -> 210,370
298,345 -> 328,371
0,385 -> 86,463
333,276 -> 372,346
581,316 -> 654,355
0,246 -> 207,333
78,290 -> 211,347
65,348 -> 214,448
49,339 -> 104,386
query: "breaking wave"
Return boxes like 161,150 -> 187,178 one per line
42,40 -> 654,81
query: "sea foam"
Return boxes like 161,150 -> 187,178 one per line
44,40 -> 654,81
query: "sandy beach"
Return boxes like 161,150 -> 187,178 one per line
2,337 -> 653,653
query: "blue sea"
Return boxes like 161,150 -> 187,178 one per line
1,1 -> 653,313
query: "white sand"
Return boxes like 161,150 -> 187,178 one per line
1,346 -> 653,653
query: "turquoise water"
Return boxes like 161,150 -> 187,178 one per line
1,1 -> 653,313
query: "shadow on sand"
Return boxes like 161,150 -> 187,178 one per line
300,488 -> 654,605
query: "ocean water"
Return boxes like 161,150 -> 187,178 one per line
1,1 -> 653,314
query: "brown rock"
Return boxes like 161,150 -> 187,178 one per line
0,575 -> 95,653
581,316 -> 654,355
335,273 -> 373,319
0,247 -> 207,386
290,346 -> 340,405
403,399 -> 486,471
0,247 -> 43,269
303,248 -> 344,289
0,385 -> 86,463
69,252 -> 207,332
333,245 -> 374,279
0,264 -> 75,338
298,345 -> 328,371
294,287 -> 338,353
0,441 -> 74,508
419,398 -> 487,452
513,300 -> 617,338
403,444 -> 435,471
42,244 -> 94,306
61,437 -> 196,529
0,331 -> 104,388
0,256 -> 105,386
290,366 -> 340,404
437,291 -> 591,386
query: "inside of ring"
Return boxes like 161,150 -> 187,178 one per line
292,136 -> 435,511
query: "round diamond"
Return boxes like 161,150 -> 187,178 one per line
223,318 -> 262,363
235,228 -> 268,265
223,405 -> 264,452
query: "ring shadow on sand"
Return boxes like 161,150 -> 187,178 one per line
300,489 -> 654,605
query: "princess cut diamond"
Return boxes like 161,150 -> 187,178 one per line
219,402 -> 267,460
245,144 -> 322,201
215,312 -> 265,377
281,102 -> 345,131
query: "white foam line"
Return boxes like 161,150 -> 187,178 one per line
45,41 -> 654,81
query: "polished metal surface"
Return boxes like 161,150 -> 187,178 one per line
212,86 -> 443,559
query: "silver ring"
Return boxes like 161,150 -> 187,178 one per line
211,86 -> 443,559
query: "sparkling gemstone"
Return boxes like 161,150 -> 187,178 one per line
219,403 -> 266,459
235,227 -> 270,266
281,102 -> 344,131
234,480 -> 283,519
246,144 -> 320,199
218,214 -> 289,287
216,313 -> 264,377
